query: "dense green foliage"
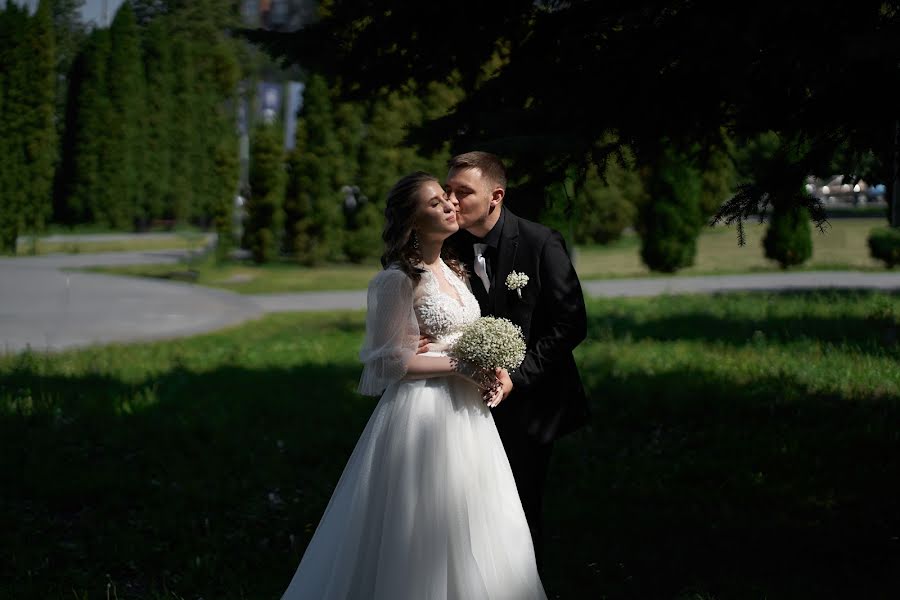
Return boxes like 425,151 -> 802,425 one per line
572,155 -> 642,245
1,0 -> 243,245
281,75 -> 462,265
763,201 -> 813,268
283,74 -> 349,265
244,0 -> 900,229
246,122 -> 286,263
138,16 -> 173,224
0,0 -> 57,253
5,0 -> 896,269
637,147 -> 704,272
868,226 -> 900,268
735,134 -> 815,268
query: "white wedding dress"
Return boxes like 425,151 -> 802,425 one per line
280,260 -> 547,600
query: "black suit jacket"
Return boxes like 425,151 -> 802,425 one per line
450,208 -> 589,444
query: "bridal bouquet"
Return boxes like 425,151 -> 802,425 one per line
448,317 -> 527,378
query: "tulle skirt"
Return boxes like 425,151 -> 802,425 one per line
280,373 -> 547,600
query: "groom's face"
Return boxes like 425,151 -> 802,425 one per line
446,167 -> 496,231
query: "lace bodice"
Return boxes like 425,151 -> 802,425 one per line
413,259 -> 481,347
357,260 -> 481,396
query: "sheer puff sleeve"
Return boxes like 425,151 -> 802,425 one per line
357,267 -> 420,396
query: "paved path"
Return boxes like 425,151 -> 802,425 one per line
16,232 -> 214,244
2,248 -> 899,354
582,270 -> 900,297
0,250 -> 261,354
256,271 -> 900,310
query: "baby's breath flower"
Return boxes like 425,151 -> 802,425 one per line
505,271 -> 529,298
505,271 -> 529,290
447,316 -> 526,373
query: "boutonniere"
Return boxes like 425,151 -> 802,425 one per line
505,271 -> 529,299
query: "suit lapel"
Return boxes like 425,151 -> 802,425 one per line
492,209 -> 520,316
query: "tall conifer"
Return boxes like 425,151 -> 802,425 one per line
0,3 -> 29,251
141,16 -> 174,223
107,2 -> 146,228
20,0 -> 57,243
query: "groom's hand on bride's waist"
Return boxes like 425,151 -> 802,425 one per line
417,334 -> 446,354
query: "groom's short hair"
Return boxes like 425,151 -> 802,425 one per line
448,151 -> 507,190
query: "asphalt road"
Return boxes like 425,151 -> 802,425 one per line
0,250 -> 261,354
2,248 -> 898,354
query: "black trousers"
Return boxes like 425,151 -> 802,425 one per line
496,425 -> 554,572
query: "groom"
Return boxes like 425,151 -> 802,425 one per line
444,151 -> 589,568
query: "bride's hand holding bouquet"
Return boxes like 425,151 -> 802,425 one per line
448,316 -> 526,407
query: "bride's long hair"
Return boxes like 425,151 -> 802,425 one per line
381,171 -> 466,284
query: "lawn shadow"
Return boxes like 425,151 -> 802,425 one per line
587,289 -> 900,357
1,361 -> 369,600
544,363 -> 900,599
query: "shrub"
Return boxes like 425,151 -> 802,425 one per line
868,227 -> 900,268
637,148 -> 703,273
763,203 -> 813,268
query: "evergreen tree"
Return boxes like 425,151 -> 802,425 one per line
571,157 -> 642,245
698,137 -> 738,221
49,1 -> 86,91
284,74 -> 346,264
731,131 -> 815,250
763,195 -> 813,268
356,85 -> 426,216
140,16 -> 174,224
47,0 -> 242,232
347,79 -> 459,262
167,34 -> 196,223
67,28 -> 115,225
0,2 -> 29,252
49,0 -> 87,223
868,226 -> 900,268
166,0 -> 240,226
333,100 -> 374,263
417,78 -> 464,174
0,41 -> 4,249
107,2 -> 146,228
342,198 -> 381,263
246,122 -> 285,263
20,0 -> 57,242
283,144 -> 316,261
211,137 -> 238,261
637,146 -> 704,273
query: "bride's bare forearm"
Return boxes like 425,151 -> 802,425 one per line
402,355 -> 460,380
402,355 -> 491,392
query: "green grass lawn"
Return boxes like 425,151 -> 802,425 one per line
14,233 -> 211,256
85,258 -> 382,294
85,218 -> 890,294
573,217 -> 886,279
2,291 -> 899,599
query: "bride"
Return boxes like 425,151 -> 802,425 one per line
279,172 -> 546,600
